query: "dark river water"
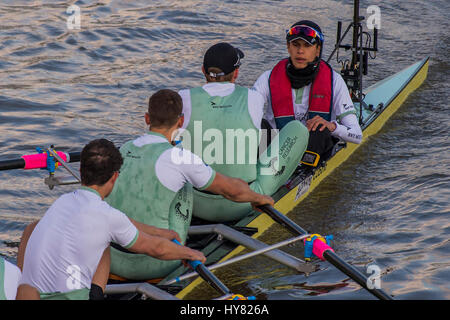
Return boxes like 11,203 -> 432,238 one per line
0,0 -> 448,300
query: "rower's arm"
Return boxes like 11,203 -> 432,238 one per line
331,113 -> 363,144
129,218 -> 181,242
17,220 -> 39,271
205,172 -> 274,207
127,232 -> 205,263
331,72 -> 363,144
252,70 -> 271,105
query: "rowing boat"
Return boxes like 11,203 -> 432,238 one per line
161,55 -> 429,299
151,0 -> 430,298
0,0 -> 429,301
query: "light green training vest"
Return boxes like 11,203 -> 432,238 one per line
39,288 -> 90,300
183,84 -> 258,183
106,133 -> 193,280
0,258 -> 7,300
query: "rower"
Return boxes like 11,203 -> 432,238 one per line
19,139 -> 206,300
253,20 -> 363,167
177,42 -> 309,222
0,257 -> 22,300
105,89 -> 274,281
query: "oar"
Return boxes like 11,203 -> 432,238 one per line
0,151 -> 81,171
172,239 -> 231,296
258,205 -> 393,300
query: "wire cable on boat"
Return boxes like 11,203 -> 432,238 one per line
164,234 -> 310,285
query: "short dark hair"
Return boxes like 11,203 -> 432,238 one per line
147,89 -> 183,128
80,139 -> 123,186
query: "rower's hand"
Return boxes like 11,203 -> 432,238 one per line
182,249 -> 207,268
306,115 -> 336,132
167,230 -> 182,243
251,195 -> 274,212
191,249 -> 207,264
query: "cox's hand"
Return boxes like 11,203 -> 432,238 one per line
306,115 -> 336,132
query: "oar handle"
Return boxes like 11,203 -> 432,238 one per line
172,239 -> 231,295
258,205 -> 308,235
172,239 -> 202,270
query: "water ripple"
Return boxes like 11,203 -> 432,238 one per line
0,0 -> 448,299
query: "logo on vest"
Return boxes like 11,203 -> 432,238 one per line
274,165 -> 286,177
210,101 -> 232,109
312,94 -> 325,99
175,202 -> 190,221
343,103 -> 353,110
279,136 -> 298,159
126,150 -> 141,159
264,156 -> 279,175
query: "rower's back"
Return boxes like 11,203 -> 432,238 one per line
106,134 -> 192,280
106,89 -> 216,280
175,42 -> 309,222
179,82 -> 264,183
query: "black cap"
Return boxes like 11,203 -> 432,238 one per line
286,20 -> 323,45
203,42 -> 244,76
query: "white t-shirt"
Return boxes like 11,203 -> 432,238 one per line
253,69 -> 363,144
20,188 -> 139,293
1,258 -> 21,300
178,82 -> 265,130
132,133 -> 215,192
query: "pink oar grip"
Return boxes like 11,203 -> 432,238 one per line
312,238 -> 334,261
22,152 -> 68,170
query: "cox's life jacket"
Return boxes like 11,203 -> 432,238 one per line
269,59 -> 333,129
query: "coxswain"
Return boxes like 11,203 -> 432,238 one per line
253,20 -> 362,166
